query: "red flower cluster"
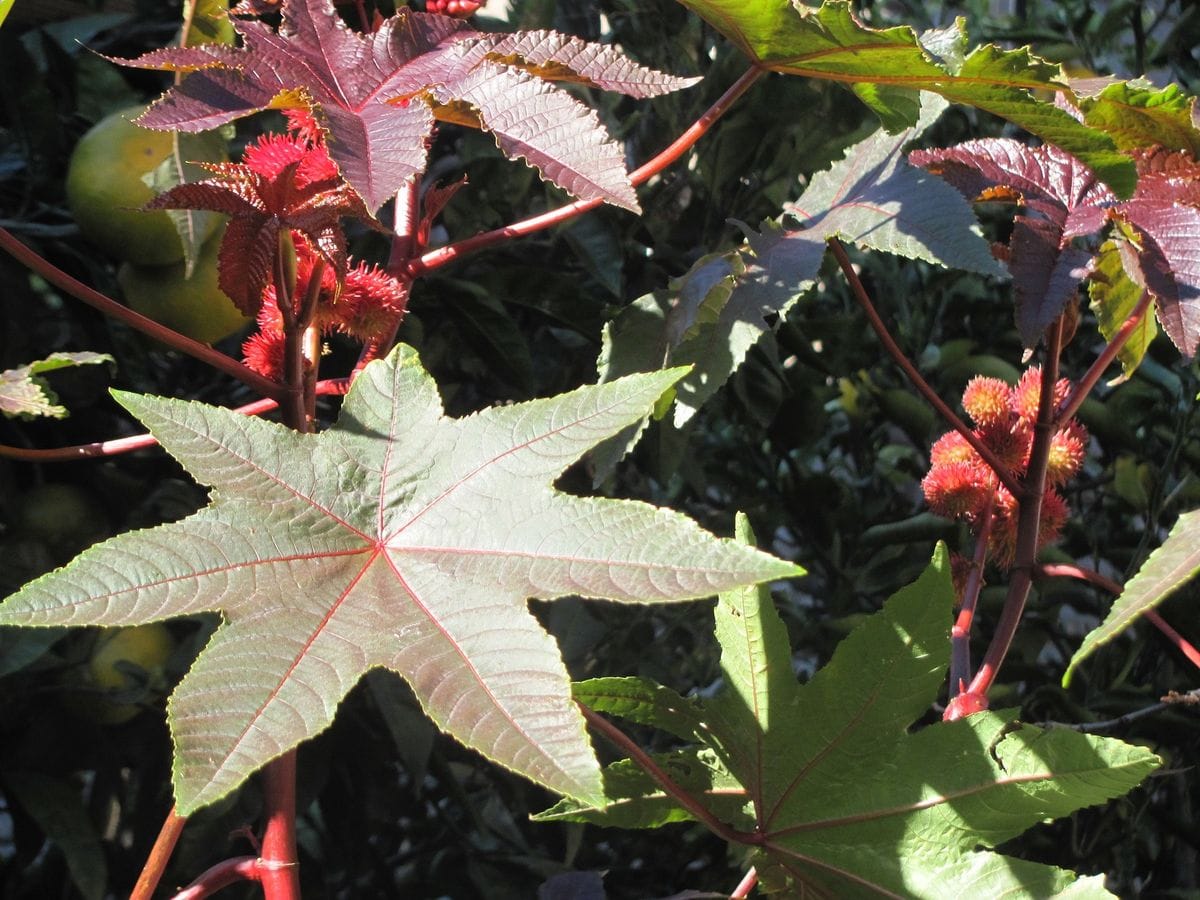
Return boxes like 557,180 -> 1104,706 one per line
425,0 -> 482,18
235,111 -> 409,380
922,369 -> 1086,568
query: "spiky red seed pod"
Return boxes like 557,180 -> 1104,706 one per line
930,430 -> 982,468
922,461 -> 993,522
1009,366 -> 1071,424
1046,420 -> 1088,485
962,376 -> 1011,429
976,418 -> 1032,473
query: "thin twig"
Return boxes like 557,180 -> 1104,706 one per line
1037,688 -> 1200,733
131,807 -> 188,900
827,238 -> 1024,498
0,227 -> 282,400
950,491 -> 996,692
731,867 -> 759,898
404,66 -> 766,279
0,380 -> 350,463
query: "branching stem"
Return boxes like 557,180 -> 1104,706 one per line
0,227 -> 282,399
968,317 -> 1065,698
827,238 -> 1023,498
171,857 -> 260,899
404,65 -> 766,278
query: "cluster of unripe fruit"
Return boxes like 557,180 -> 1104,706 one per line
922,369 -> 1087,567
65,105 -> 250,344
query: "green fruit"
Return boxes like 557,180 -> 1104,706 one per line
118,225 -> 251,345
65,105 -> 223,266
67,624 -> 175,725
16,483 -> 109,550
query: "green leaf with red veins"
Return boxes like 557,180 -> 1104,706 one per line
0,345 -> 799,814
119,0 -> 696,213
669,0 -> 1133,195
543,523 -> 1160,897
1064,509 -> 1200,685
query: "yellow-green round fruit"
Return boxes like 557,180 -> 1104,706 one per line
118,225 -> 251,345
65,105 -> 223,266
16,482 -> 109,550
77,624 -> 175,725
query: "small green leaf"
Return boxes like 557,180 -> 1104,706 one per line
0,353 -> 114,420
1064,509 -> 1200,685
1089,239 -> 1157,377
0,0 -> 14,30
142,130 -> 228,279
572,676 -> 708,743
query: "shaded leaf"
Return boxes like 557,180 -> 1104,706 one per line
0,353 -> 114,420
4,773 -> 106,900
595,92 -> 999,446
0,345 -> 799,814
1064,509 -> 1200,685
670,0 -> 1133,195
123,0 -> 696,212
142,129 -> 229,279
1088,238 -> 1157,377
545,520 -> 1160,896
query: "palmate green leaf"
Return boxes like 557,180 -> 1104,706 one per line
591,93 -> 999,463
671,0 -> 1135,196
548,518 -> 1160,897
0,345 -> 799,814
1064,509 -> 1200,686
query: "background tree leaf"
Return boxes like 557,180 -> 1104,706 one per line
0,352 -> 114,420
0,345 -> 799,814
1064,508 -> 1200,685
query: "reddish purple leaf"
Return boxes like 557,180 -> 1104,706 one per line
121,0 -> 695,213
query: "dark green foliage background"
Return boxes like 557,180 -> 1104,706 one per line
0,0 -> 1197,896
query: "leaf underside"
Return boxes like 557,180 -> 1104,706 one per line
0,345 -> 799,814
546,521 -> 1160,897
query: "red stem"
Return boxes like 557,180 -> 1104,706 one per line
578,703 -> 759,846
0,227 -> 282,400
404,65 -> 766,279
1036,563 -> 1200,672
170,857 -> 260,900
131,807 -> 188,900
0,380 -> 350,463
258,752 -> 301,900
731,867 -> 758,898
827,238 -> 1024,498
967,318 -> 1065,698
950,491 -> 996,692
1056,290 -> 1152,426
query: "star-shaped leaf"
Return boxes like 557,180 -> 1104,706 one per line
0,346 -> 798,815
542,520 -> 1160,896
119,0 -> 697,213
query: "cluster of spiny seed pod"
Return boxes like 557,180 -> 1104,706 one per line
425,0 -> 482,17
921,368 -> 1087,568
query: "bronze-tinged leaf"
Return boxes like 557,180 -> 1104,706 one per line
119,0 -> 695,213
